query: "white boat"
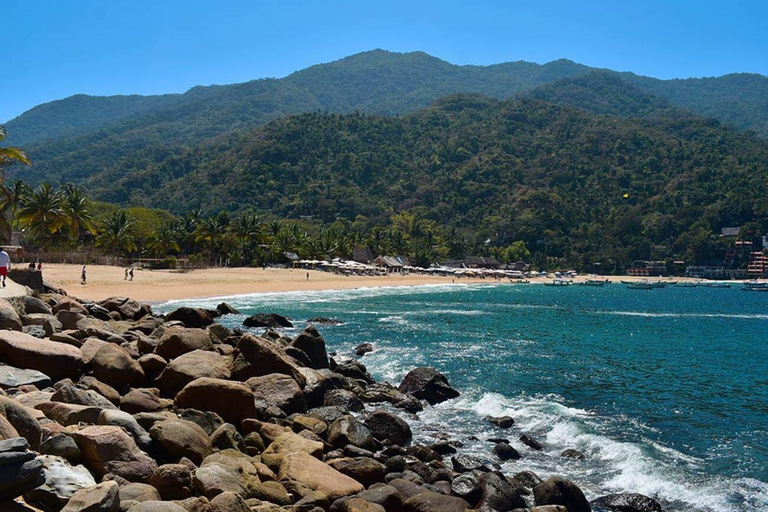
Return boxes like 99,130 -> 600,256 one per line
544,278 -> 571,287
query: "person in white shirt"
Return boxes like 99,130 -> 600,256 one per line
0,249 -> 10,288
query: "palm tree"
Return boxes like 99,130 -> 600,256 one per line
19,183 -> 67,248
147,224 -> 180,258
96,210 -> 136,257
230,210 -> 261,265
0,127 -> 30,170
4,180 -> 30,232
62,184 -> 96,243
196,212 -> 230,264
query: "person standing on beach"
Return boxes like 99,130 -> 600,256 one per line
81,265 -> 87,285
129,267 -> 134,281
125,268 -> 129,280
306,272 -> 309,280
0,249 -> 10,288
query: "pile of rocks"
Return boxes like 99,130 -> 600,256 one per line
0,292 -> 664,512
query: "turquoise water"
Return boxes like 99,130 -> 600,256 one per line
160,283 -> 768,511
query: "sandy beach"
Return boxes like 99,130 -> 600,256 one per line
34,263 -> 702,302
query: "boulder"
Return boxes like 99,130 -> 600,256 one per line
290,326 -> 329,369
327,457 -> 386,487
402,490 -> 471,512
72,425 -> 157,482
24,455 -> 97,509
121,388 -> 171,414
476,471 -> 527,511
262,431 -> 324,458
37,401 -> 104,426
149,464 -> 195,500
520,434 -> 543,451
91,343 -> 145,388
192,462 -> 249,498
247,373 -> 307,414
242,313 -> 292,329
216,303 -> 240,315
178,409 -> 224,436
0,395 -> 42,449
493,442 -> 521,461
121,502 -> 186,512
591,493 -> 664,512
363,409 -> 412,446
561,448 -> 587,460
489,416 -> 515,429
328,415 -> 376,451
205,491 -> 250,512
157,350 -> 230,396
451,472 -> 481,503
60,480 -> 120,512
278,451 -> 363,501
355,342 -> 374,356
165,307 -> 215,328
0,437 -> 44,500
0,298 -> 22,331
40,434 -> 81,461
118,483 -> 161,503
77,377 -> 121,405
210,423 -> 245,452
354,484 -> 403,510
359,382 -> 423,413
18,295 -> 52,315
175,378 -> 257,426
97,409 -> 152,450
324,389 -> 364,412
98,296 -> 146,321
155,327 -> 213,360
0,364 -> 51,390
534,477 -> 592,512
0,330 -> 85,381
149,419 -> 213,465
397,367 -> 460,405
52,381 -> 117,409
229,334 -> 306,385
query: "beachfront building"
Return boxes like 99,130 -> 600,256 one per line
747,252 -> 768,278
464,256 -> 502,269
372,256 -> 405,274
627,260 -> 667,276
352,247 -> 373,264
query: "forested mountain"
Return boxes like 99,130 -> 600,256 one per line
5,50 -> 768,187
69,94 -> 768,270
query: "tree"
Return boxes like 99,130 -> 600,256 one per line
19,183 -> 67,248
62,184 -> 96,242
96,210 -> 136,257
147,224 -> 180,258
0,127 -> 30,170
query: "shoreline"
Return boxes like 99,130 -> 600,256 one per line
40,263 -> 715,302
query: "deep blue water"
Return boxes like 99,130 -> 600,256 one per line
160,283 -> 768,512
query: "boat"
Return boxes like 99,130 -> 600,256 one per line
676,281 -> 698,288
707,282 -> 731,288
583,279 -> 607,287
650,282 -> 667,289
743,281 -> 768,291
544,278 -> 572,287
627,280 -> 654,290
620,280 -> 635,285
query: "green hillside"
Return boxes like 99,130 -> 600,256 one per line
73,95 -> 768,271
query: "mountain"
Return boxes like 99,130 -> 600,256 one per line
4,50 -> 768,188
72,94 -> 768,271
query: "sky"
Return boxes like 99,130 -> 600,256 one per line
3,0 -> 768,122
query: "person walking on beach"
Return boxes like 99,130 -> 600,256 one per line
306,272 -> 309,280
81,265 -> 87,285
0,249 -> 10,288
124,268 -> 129,280
129,267 -> 134,281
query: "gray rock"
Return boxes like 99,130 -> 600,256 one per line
398,367 -> 460,405
60,480 -> 120,512
534,477 -> 592,512
39,434 -> 81,461
364,409 -> 412,446
24,455 -> 96,508
591,493 -> 664,512
0,456 -> 44,500
97,409 -> 152,451
0,364 -> 51,390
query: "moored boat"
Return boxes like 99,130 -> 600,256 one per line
676,281 -> 698,288
707,282 -> 731,288
544,278 -> 572,287
627,280 -> 654,290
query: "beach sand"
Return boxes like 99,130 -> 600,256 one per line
38,264 -> 696,302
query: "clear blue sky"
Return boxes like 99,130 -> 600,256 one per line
3,0 -> 768,123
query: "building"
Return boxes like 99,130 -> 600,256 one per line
720,227 -> 740,238
352,247 -> 373,264
627,260 -> 667,276
464,256 -> 501,269
372,256 -> 404,274
747,252 -> 768,278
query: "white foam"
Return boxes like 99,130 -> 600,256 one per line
597,311 -> 768,320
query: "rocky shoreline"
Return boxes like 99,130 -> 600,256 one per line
0,289 -> 665,512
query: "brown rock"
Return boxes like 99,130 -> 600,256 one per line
60,480 -> 120,512
157,350 -> 231,396
149,419 -> 213,465
72,425 -> 157,482
150,464 -> 194,500
0,330 -> 85,381
174,378 -> 256,426
91,343 -> 145,388
262,431 -> 324,458
121,388 -> 171,414
247,374 -> 306,414
229,334 -> 306,385
278,451 -> 363,501
155,326 -> 213,360
0,395 -> 42,449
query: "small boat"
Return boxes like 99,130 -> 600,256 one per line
620,280 -> 635,285
676,281 -> 698,288
544,278 -> 571,287
627,280 -> 654,290
583,279 -> 607,287
650,282 -> 667,289
707,282 -> 731,288
509,279 -> 531,284
743,286 -> 768,292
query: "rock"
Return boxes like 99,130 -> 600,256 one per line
248,480 -> 292,505
179,409 -> 224,436
247,373 -> 306,414
155,327 -> 213,360
328,415 -> 376,450
534,477 -> 592,512
229,334 -> 306,385
18,295 -> 52,315
291,415 -> 328,436
359,382 -> 423,413
476,471 -> 526,511
78,376 -> 121,405
591,493 -> 664,512
520,434 -> 543,451
0,395 -> 42,449
150,464 -> 195,500
363,409 -> 412,446
0,298 -> 23,331
121,388 -> 171,414
530,506 -> 569,512
333,360 -> 374,383
149,419 -> 213,465
24,455 -> 96,509
97,409 -> 152,450
91,344 -> 144,388
335,497 -> 386,512
493,442 -> 521,461
122,502 -> 187,512
52,381 -> 117,409
52,299 -> 88,315
397,367 -> 459,405
192,462 -> 248,498
451,455 -> 491,473
263,431 -> 324,458
37,401 -> 104,426
327,457 -> 386,487
402,490 -> 471,512
24,325 -> 47,338
561,448 -> 587,460
354,484 -> 402,510
324,389 -> 364,412
119,482 -> 161,503
205,491 -> 250,512
0,364 -> 51,390
354,343 -> 373,356
278,451 -> 363,501
157,350 -> 231,397
0,454 -> 44,500
165,307 -> 215,328
216,303 -> 240,315
242,313 -> 292,329
290,326 -> 329,369
175,378 -> 257,426
39,434 -> 81,461
514,470 -> 542,489
488,416 -> 515,429
72,425 -> 157,482
451,473 -> 481,503
308,317 -> 342,326
98,296 -> 147,321
430,441 -> 457,455
210,423 -> 245,452
0,330 -> 85,381
60,480 -> 120,512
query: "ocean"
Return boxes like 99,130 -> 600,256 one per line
159,282 -> 768,512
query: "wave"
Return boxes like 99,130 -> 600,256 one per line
595,311 -> 768,320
